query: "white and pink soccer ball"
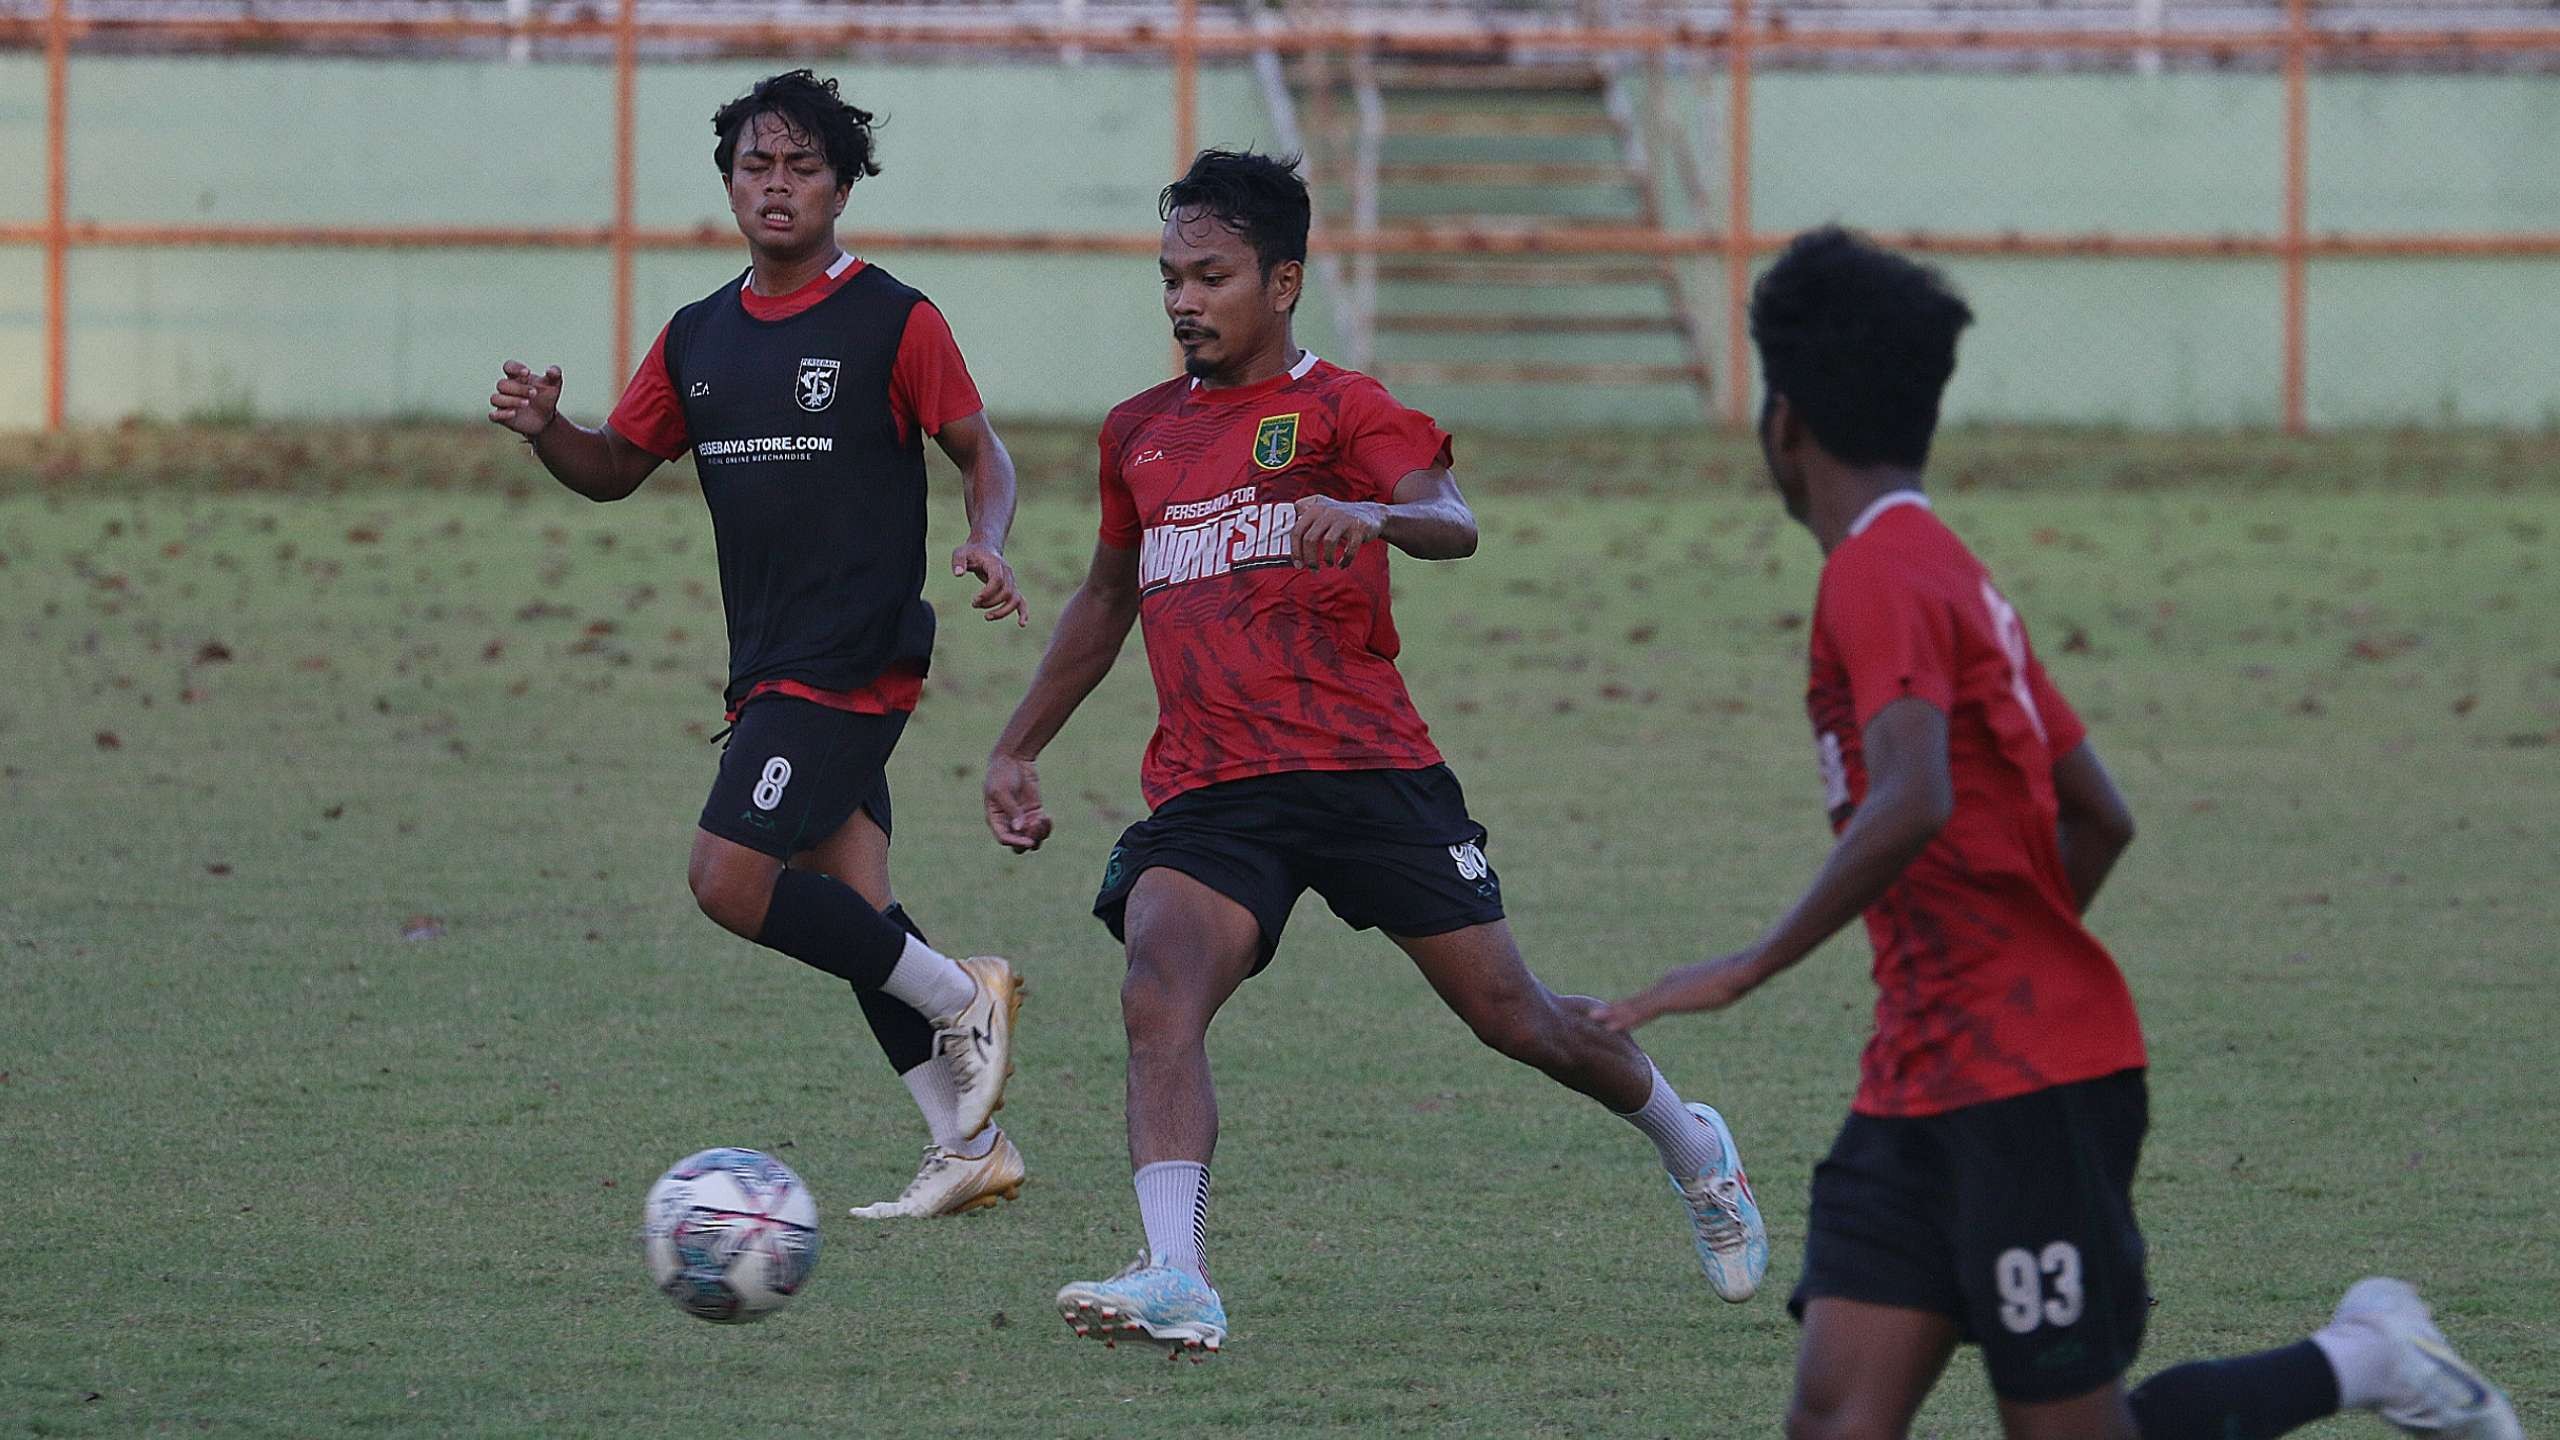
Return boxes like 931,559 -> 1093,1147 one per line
641,1148 -> 820,1323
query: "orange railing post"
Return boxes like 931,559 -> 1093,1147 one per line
611,0 -> 638,390
42,0 -> 68,432
1174,0 -> 1199,175
2281,0 -> 2310,435
1722,0 -> 1753,430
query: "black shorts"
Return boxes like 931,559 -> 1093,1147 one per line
1092,765 -> 1505,972
696,697 -> 905,860
1790,1068 -> 2151,1403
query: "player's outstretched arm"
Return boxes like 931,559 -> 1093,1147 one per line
1600,697 -> 1953,1030
982,540 -> 1142,852
934,411 -> 1029,627
2051,739 -> 2135,914
1291,467 -> 1478,568
487,360 -> 660,502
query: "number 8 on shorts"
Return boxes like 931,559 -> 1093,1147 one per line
752,756 -> 793,811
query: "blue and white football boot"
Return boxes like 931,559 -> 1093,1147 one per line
2331,1278 -> 2521,1440
1057,1254 -> 1227,1362
1670,1101 -> 1768,1303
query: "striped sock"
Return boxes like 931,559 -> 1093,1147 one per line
1134,1161 -> 1211,1281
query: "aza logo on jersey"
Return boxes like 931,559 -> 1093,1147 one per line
1252,412 -> 1299,471
795,356 -> 841,412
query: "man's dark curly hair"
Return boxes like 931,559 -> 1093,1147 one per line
1750,226 -> 1974,469
1161,148 -> 1310,288
712,70 -> 882,184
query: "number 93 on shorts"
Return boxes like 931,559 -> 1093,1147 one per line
1790,1068 -> 2153,1404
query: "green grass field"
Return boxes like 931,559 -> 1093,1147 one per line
2,425 -> 2552,1437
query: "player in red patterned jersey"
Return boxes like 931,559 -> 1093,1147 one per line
1604,228 -> 2516,1440
981,150 -> 1767,1358
487,72 -> 1034,1223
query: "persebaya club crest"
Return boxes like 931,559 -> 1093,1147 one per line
795,357 -> 840,413
1252,413 -> 1300,471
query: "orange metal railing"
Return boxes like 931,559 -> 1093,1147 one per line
10,0 -> 2560,433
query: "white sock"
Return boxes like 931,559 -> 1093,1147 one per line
2311,1319 -> 2401,1411
1134,1160 -> 1211,1281
1615,1064 -> 1720,1179
878,934 -> 975,1022
899,1055 -> 997,1158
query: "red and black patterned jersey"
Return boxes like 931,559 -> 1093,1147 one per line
1807,492 -> 2148,1119
1098,353 -> 1451,809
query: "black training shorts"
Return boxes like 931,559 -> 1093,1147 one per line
697,696 -> 905,860
1790,1068 -> 2151,1404
1092,764 -> 1506,972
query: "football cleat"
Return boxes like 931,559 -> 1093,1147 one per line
2330,1277 -> 2521,1440
845,1133 -> 1025,1219
1670,1101 -> 1769,1303
1056,1255 -> 1227,1361
932,955 -> 1022,1140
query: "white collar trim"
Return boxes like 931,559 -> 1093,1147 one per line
1846,489 -> 1932,539
1190,350 -> 1320,391
739,250 -> 860,298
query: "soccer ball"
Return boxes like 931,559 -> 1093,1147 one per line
641,1148 -> 820,1323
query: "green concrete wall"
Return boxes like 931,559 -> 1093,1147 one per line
1,56 -> 2554,430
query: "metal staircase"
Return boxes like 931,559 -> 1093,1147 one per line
1265,0 -> 1722,415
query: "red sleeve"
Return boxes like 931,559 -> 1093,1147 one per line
1338,380 -> 1454,500
2026,656 -> 2089,756
1096,423 -> 1141,549
1818,546 -> 1959,730
889,301 -> 985,445
606,324 -> 688,461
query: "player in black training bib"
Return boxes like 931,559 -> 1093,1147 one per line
488,71 -> 1032,1219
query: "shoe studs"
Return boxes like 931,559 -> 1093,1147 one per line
1059,1289 -> 1219,1361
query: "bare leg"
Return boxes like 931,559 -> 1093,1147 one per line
1389,919 -> 1651,1112
688,829 -> 787,938
1119,868 -> 1264,1167
1788,1297 -> 1962,1440
1057,879 -> 1246,1357
789,807 -> 892,907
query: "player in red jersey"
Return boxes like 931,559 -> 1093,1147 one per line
1604,228 -> 2516,1440
487,72 -> 1030,1221
979,149 -> 1766,1359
